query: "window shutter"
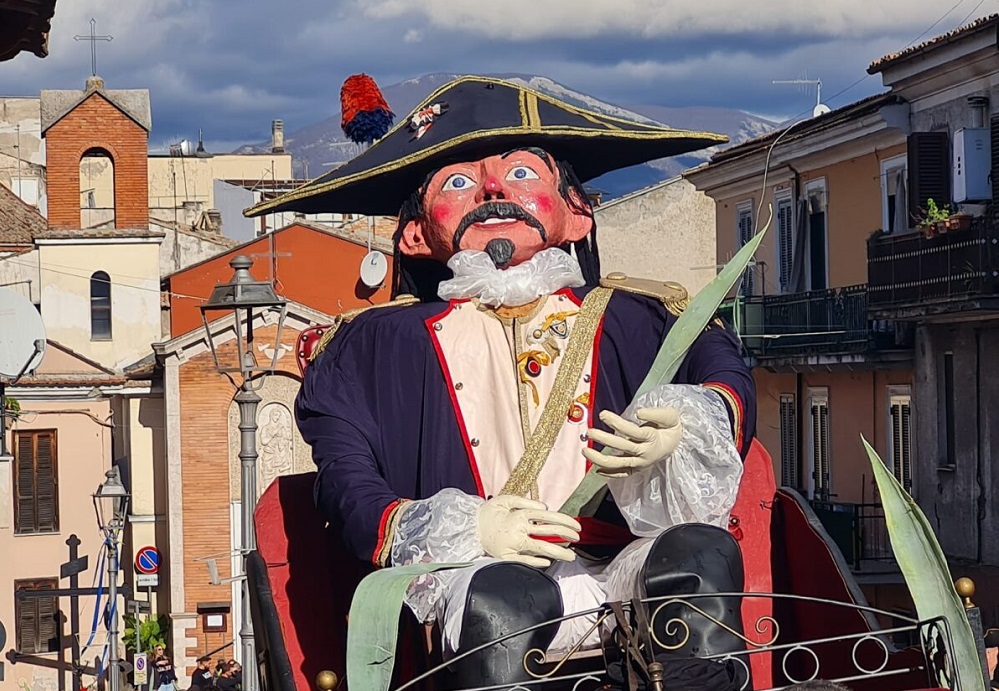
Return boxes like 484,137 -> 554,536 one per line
15,579 -> 58,654
907,131 -> 950,222
36,585 -> 58,653
991,115 -> 999,215
15,433 -> 36,533
17,593 -> 38,653
777,198 -> 794,292
779,394 -> 798,487
35,432 -> 58,532
14,430 -> 59,534
738,208 -> 755,295
811,399 -> 830,497
890,395 -> 913,493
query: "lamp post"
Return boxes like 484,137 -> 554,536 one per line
93,466 -> 130,691
200,255 -> 288,691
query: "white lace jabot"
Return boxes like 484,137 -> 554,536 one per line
437,248 -> 586,307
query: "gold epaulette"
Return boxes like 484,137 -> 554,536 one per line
308,294 -> 420,362
599,272 -> 690,318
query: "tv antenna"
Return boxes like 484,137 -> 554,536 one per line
773,77 -> 830,117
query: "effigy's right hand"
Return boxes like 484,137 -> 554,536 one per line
477,495 -> 581,568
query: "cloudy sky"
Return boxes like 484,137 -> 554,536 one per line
3,0 -> 995,151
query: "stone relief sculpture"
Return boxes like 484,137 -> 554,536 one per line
258,402 -> 294,492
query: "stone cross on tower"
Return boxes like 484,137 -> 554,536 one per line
74,18 -> 113,77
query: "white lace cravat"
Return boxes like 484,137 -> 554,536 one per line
437,248 -> 586,307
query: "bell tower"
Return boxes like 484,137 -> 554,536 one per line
41,75 -> 150,230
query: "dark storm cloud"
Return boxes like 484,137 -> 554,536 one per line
3,0 -> 992,150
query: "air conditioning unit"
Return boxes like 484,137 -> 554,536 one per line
953,127 -> 991,203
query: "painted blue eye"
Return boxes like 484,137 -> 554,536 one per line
506,166 -> 539,181
443,173 -> 474,191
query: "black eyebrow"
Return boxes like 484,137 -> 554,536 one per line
500,147 -> 554,172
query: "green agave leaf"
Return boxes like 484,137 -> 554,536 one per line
559,213 -> 772,516
862,436 -> 985,691
347,562 -> 471,691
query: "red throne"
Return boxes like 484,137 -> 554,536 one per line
241,326 -> 943,691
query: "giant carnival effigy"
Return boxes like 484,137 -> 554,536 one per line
238,75 -> 990,691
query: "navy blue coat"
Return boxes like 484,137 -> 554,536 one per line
295,287 -> 755,566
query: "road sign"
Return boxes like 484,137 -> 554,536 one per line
135,546 -> 160,575
127,599 -> 151,613
136,573 -> 159,588
134,653 -> 147,685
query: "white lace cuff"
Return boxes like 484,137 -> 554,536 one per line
605,384 -> 743,537
390,488 -> 487,622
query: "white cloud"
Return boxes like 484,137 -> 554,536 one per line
403,29 -> 424,43
357,0 -> 993,41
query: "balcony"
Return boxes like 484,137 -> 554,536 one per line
867,215 -> 999,319
721,286 -> 911,366
810,500 -> 900,580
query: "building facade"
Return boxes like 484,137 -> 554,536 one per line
686,92 -> 915,606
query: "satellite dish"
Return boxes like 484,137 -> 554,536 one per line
813,103 -> 832,117
0,288 -> 46,378
360,251 -> 388,288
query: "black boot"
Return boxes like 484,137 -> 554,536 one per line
446,562 -> 563,689
640,524 -> 751,689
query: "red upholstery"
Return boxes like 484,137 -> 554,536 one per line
729,438 -> 775,689
254,473 -> 367,691
296,325 -> 330,375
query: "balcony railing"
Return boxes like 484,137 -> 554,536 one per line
810,500 -> 895,573
867,215 -> 999,309
721,286 -> 903,359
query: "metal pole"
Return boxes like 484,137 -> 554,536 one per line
236,381 -> 261,691
108,523 -> 120,691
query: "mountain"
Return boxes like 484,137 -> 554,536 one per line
235,73 -> 779,200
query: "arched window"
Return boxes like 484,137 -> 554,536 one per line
80,148 -> 115,229
90,271 -> 112,340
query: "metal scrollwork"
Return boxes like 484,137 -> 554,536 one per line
649,599 -> 780,651
523,612 -> 610,680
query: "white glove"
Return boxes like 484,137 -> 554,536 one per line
582,407 -> 683,478
477,495 -> 582,569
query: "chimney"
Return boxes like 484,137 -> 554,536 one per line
206,209 -> 222,232
271,119 -> 285,153
968,96 -> 989,129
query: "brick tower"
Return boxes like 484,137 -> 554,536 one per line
41,75 -> 151,230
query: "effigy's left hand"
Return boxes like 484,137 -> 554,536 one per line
582,408 -> 682,478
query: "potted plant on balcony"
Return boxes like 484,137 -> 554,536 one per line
917,198 -> 951,238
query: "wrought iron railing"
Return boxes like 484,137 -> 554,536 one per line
390,593 -> 958,691
721,286 -> 903,358
811,501 -> 895,572
867,215 -> 999,307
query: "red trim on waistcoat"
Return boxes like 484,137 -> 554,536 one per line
426,302 -> 486,498
371,498 -> 404,567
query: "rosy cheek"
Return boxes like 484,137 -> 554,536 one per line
431,205 -> 454,226
534,194 -> 555,215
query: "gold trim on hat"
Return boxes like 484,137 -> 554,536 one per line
245,75 -> 727,218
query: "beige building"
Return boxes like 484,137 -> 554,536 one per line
686,91 -> 915,609
594,176 -> 717,294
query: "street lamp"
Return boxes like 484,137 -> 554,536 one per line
200,254 -> 287,691
93,466 -> 130,691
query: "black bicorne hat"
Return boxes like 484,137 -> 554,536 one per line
244,75 -> 727,218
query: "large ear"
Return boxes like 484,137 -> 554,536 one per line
398,218 -> 433,257
563,186 -> 595,243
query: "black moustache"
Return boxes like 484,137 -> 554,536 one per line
451,202 -> 547,252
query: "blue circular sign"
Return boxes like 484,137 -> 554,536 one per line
135,546 -> 160,575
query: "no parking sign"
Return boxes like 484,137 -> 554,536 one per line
134,653 -> 147,685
